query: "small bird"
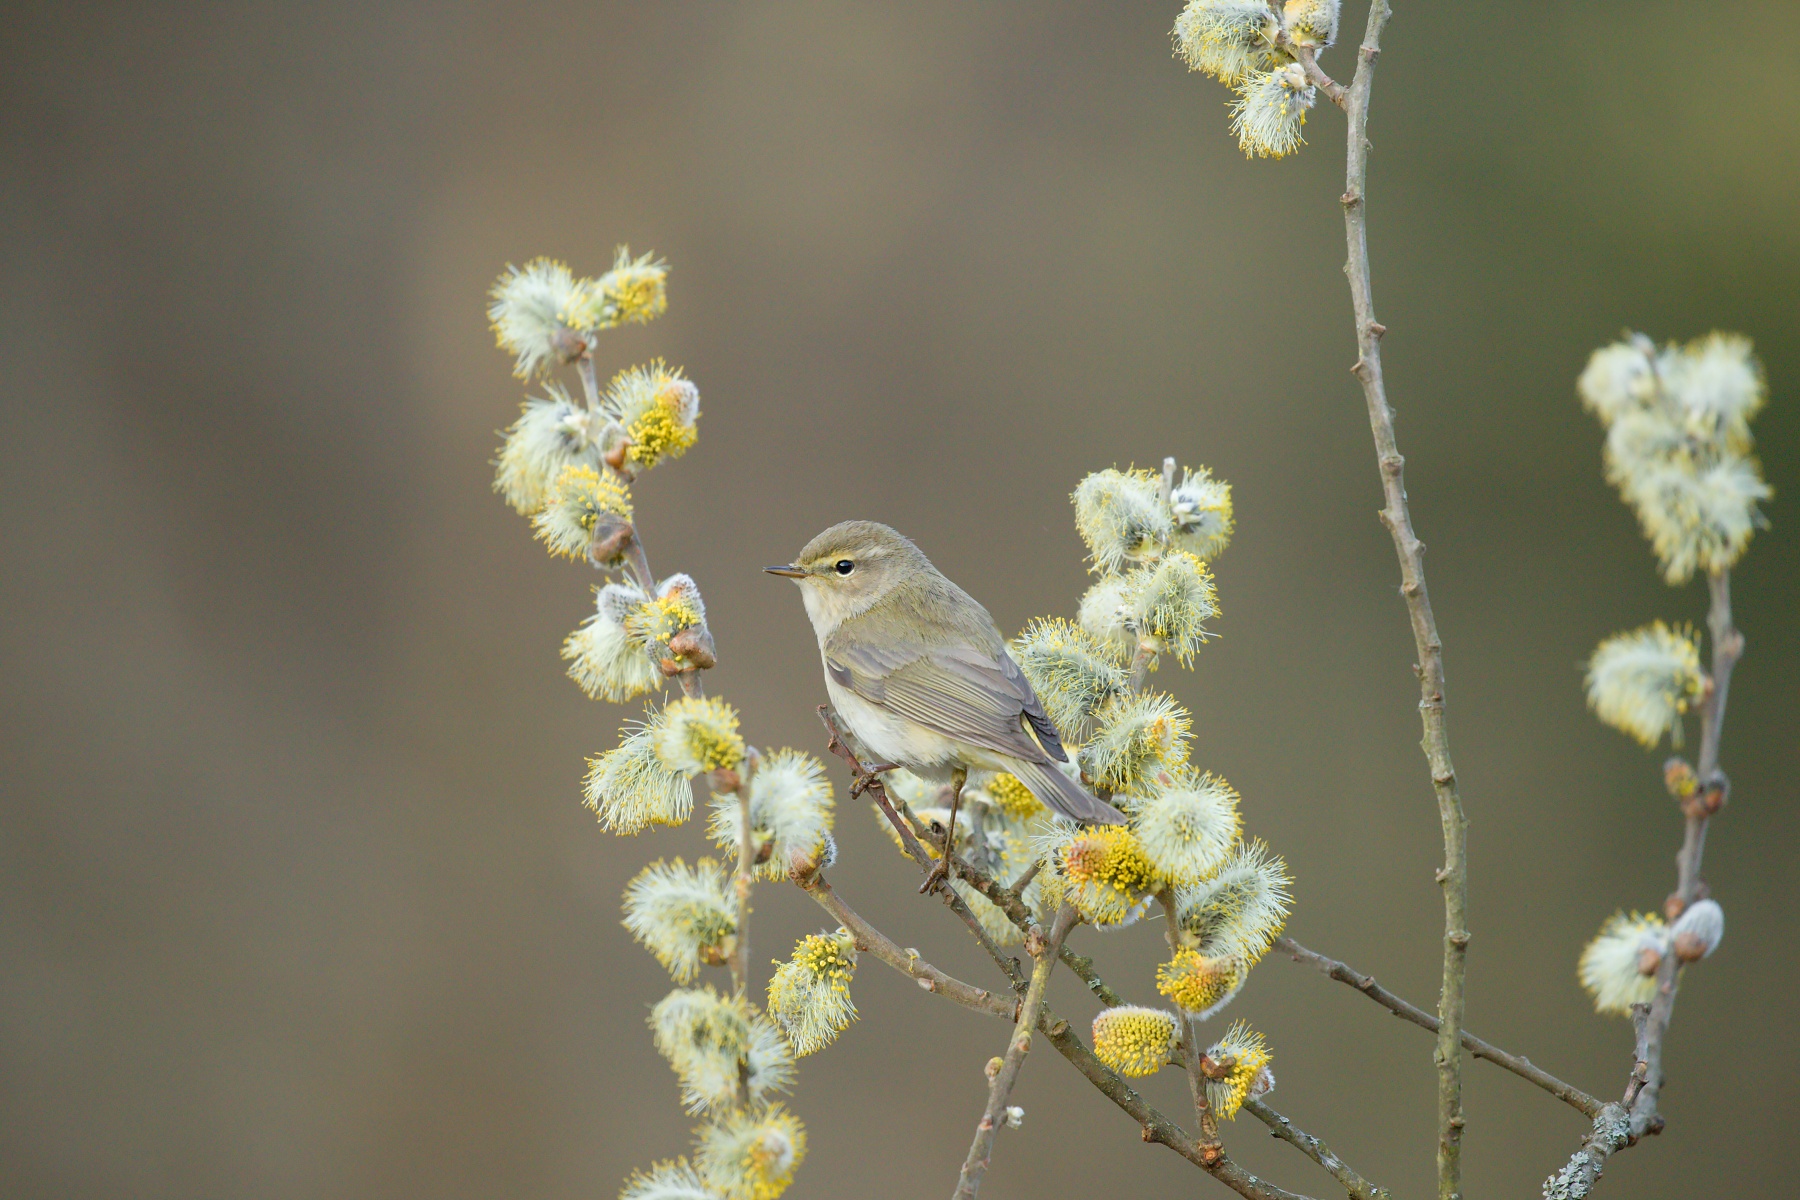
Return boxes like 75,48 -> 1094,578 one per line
766,521 -> 1122,874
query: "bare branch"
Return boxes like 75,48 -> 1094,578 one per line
1245,1100 -> 1392,1200
955,906 -> 1079,1198
1326,4 -> 1471,1194
1274,936 -> 1602,1118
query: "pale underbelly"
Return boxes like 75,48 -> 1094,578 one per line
824,675 -> 1012,778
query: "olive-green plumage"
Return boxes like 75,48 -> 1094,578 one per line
766,521 -> 1121,825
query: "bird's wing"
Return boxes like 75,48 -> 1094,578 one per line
825,638 -> 1068,764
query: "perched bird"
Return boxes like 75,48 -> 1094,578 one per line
765,521 -> 1122,851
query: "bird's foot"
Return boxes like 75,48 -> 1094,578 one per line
849,762 -> 901,798
919,853 -> 956,895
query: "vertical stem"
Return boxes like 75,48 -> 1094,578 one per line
730,752 -> 760,1002
1156,891 -> 1213,1138
1632,569 -> 1739,1131
578,349 -> 705,698
953,905 -> 1078,1199
1335,5 -> 1467,1198
576,354 -> 603,412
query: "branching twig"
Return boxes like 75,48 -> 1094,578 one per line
1041,1017 -> 1319,1200
1245,1100 -> 1392,1200
1328,5 -> 1470,1195
954,905 -> 1078,1199
797,871 -> 1016,1021
818,708 -> 1029,989
1542,1013 -> 1654,1200
814,717 -> 1332,1200
798,865 -> 1312,1200
1274,936 -> 1603,1118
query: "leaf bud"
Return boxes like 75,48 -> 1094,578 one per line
1662,757 -> 1698,799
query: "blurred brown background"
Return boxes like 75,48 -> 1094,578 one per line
3,3 -> 1796,1197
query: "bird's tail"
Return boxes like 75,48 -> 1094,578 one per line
1008,759 -> 1122,825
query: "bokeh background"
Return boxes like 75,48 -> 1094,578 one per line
4,3 -> 1796,1197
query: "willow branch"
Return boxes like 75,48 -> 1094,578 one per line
1274,936 -> 1602,1118
1639,568 -> 1739,1122
798,870 -> 1017,1021
799,852 -> 1305,1199
726,755 -> 758,1002
1041,1015 -> 1318,1200
955,905 -> 1078,1199
1329,5 -> 1469,1195
1547,570 -> 1743,1193
575,349 -> 703,698
1245,1100 -> 1392,1200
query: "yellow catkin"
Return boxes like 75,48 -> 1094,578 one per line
627,384 -> 700,465
1091,1006 -> 1180,1077
1058,826 -> 1160,925
1156,948 -> 1245,1013
987,773 -> 1045,819
1204,1021 -> 1272,1119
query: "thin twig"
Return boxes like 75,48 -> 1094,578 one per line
1330,5 -> 1469,1196
1274,936 -> 1603,1118
954,905 -> 1078,1198
797,864 -> 1311,1200
1040,1016 -> 1319,1200
1288,42 -> 1349,109
1639,568 -> 1739,1126
1156,891 -> 1215,1139
728,753 -> 758,1002
797,871 -> 1016,1021
1245,1100 -> 1392,1200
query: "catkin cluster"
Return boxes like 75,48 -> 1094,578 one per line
1572,332 -> 1768,1016
487,249 -> 843,1200
1173,0 -> 1341,158
874,460 -> 1289,1083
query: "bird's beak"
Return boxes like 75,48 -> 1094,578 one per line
763,564 -> 808,578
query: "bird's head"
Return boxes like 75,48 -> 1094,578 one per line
765,520 -> 930,635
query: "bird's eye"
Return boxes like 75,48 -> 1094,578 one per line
834,559 -> 855,575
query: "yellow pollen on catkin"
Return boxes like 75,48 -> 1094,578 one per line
1091,1006 -> 1180,1077
1057,826 -> 1160,925
627,389 -> 700,466
767,930 -> 858,1055
604,269 -> 668,325
628,593 -> 704,647
1063,826 -> 1158,891
654,696 -> 745,775
1157,948 -> 1245,1013
987,773 -> 1046,819
1204,1021 -> 1272,1120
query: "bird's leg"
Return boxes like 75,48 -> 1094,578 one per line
919,766 -> 968,895
848,761 -> 902,798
